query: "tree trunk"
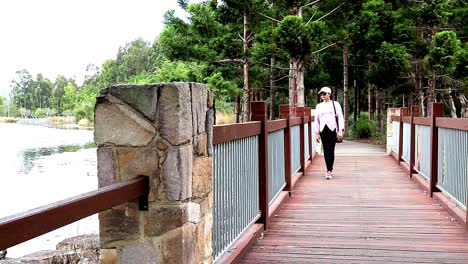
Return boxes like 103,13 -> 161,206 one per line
458,93 -> 468,117
415,61 -> 425,116
289,58 -> 305,107
269,57 -> 275,120
343,45 -> 349,131
448,88 -> 457,118
427,71 -> 436,116
241,14 -> 251,122
235,96 -> 241,123
376,87 -> 383,132
368,60 -> 374,120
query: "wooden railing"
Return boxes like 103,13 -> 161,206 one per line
0,176 -> 149,250
390,103 -> 468,228
212,102 -> 316,263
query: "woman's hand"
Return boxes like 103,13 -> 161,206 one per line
337,131 -> 344,141
316,133 -> 321,143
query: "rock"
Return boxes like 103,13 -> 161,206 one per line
104,84 -> 159,122
162,145 -> 193,201
0,235 -> 99,264
94,94 -> 156,147
157,83 -> 193,145
144,204 -> 188,237
119,241 -> 157,264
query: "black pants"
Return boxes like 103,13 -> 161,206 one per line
320,125 -> 337,172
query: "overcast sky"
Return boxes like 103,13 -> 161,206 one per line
0,0 -> 190,97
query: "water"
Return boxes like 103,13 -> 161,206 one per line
0,123 -> 98,258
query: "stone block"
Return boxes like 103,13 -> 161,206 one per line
199,193 -> 212,217
99,204 -> 140,246
119,241 -> 157,264
145,204 -> 188,237
204,213 -> 213,258
95,95 -> 156,147
191,83 -> 208,135
99,248 -> 117,264
97,148 -> 116,188
163,144 -> 193,201
158,83 -> 193,145
115,147 -> 159,182
188,202 -> 201,224
192,157 -> 212,198
193,133 -> 208,156
158,224 -> 196,264
207,88 -> 214,109
206,109 -> 214,156
104,84 -> 159,121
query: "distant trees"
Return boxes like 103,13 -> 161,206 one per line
6,0 -> 467,124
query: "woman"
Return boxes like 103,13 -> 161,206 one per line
315,87 -> 344,180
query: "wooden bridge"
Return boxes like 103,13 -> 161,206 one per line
1,98 -> 467,264
214,103 -> 468,263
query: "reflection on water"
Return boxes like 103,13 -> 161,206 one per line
18,143 -> 96,175
0,123 -> 98,258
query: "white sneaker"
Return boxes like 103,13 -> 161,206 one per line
325,171 -> 333,180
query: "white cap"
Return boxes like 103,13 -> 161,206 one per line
318,87 -> 332,94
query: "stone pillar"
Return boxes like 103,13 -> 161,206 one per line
386,108 -> 401,154
94,83 -> 214,264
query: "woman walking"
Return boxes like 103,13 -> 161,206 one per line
315,87 -> 344,180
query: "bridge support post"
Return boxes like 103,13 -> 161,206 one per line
95,83 -> 214,264
305,107 -> 313,161
429,102 -> 444,197
251,101 -> 270,230
279,105 -> 292,195
296,106 -> 305,174
409,105 -> 421,178
398,107 -> 408,162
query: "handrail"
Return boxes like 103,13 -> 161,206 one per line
213,122 -> 261,145
436,117 -> 468,131
0,176 -> 149,250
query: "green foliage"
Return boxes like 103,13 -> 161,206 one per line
205,72 -> 241,100
34,108 -> 46,118
453,44 -> 468,83
368,42 -> 410,87
347,112 -> 377,139
426,30 -> 461,73
275,16 -> 310,60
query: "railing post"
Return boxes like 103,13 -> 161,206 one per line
409,105 -> 420,178
305,107 -> 312,161
398,107 -> 408,162
95,83 -> 214,263
279,104 -> 292,195
297,106 -> 305,173
251,101 -> 269,229
429,102 -> 444,197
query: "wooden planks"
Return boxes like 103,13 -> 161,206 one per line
240,155 -> 468,263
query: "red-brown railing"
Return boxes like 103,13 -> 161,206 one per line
0,176 -> 149,250
390,103 -> 468,228
213,102 -> 316,263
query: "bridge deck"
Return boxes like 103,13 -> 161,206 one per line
241,141 -> 468,263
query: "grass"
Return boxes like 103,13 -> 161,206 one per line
216,112 -> 235,124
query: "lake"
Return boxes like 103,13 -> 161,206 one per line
0,123 -> 98,258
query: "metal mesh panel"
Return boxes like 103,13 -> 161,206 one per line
402,123 -> 411,163
392,121 -> 400,153
291,125 -> 301,176
414,125 -> 431,179
437,128 -> 468,209
268,130 -> 286,204
304,123 -> 310,161
213,136 -> 261,260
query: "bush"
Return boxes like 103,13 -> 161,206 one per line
35,108 -> 47,118
348,113 -> 377,139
